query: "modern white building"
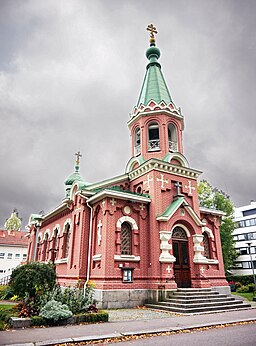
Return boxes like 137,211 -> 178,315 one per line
0,229 -> 28,282
232,201 -> 256,275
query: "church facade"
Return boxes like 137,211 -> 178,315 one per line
27,26 -> 229,308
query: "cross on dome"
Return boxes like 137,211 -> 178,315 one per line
75,151 -> 82,165
147,24 -> 158,46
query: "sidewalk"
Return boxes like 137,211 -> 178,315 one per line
1,308 -> 256,346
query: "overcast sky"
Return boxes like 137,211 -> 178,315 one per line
0,0 -> 255,228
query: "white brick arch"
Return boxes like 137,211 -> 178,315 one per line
62,218 -> 72,235
202,226 -> 214,239
44,229 -> 51,240
116,216 -> 138,230
51,224 -> 60,238
171,223 -> 191,238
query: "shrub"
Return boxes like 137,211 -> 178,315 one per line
9,262 -> 56,301
31,315 -> 47,326
78,311 -> 109,323
0,285 -> 15,300
17,301 -> 39,317
0,305 -> 18,330
39,300 -> 72,323
236,285 -> 250,293
39,285 -> 94,314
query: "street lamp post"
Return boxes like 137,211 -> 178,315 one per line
246,242 -> 256,301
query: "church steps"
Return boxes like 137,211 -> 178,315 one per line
167,293 -> 224,300
145,288 -> 251,314
145,302 -> 251,314
165,297 -> 235,304
152,299 -> 243,309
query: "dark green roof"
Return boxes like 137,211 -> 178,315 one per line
137,43 -> 172,106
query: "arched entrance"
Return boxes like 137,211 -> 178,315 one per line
172,226 -> 191,288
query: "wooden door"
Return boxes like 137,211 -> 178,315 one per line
172,228 -> 191,288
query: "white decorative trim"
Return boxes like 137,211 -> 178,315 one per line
128,158 -> 201,182
171,224 -> 191,237
92,254 -> 102,261
165,152 -> 190,168
51,224 -> 60,238
116,216 -> 138,230
159,231 -> 176,263
114,255 -> 140,262
62,219 -> 72,235
87,189 -> 151,205
37,232 -> 43,242
85,174 -> 128,191
200,207 -> 226,217
55,258 -> 68,264
126,157 -> 141,173
128,106 -> 183,129
202,226 -> 214,239
192,234 -> 206,263
44,229 -> 51,240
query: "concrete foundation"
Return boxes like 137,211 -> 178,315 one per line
94,286 -> 231,308
212,285 -> 231,295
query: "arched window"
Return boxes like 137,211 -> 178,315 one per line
172,227 -> 187,239
53,228 -> 59,250
121,222 -> 132,255
168,123 -> 177,152
134,127 -> 141,155
63,224 -> 71,258
42,233 -> 49,261
35,236 -> 42,261
148,122 -> 160,151
203,233 -> 210,258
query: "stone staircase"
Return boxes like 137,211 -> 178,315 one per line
146,288 -> 251,314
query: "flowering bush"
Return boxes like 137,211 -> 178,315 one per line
39,285 -> 94,314
39,300 -> 72,323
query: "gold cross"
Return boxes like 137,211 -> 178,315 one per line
75,151 -> 82,165
147,24 -> 158,39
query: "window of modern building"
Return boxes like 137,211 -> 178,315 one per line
7,253 -> 12,259
0,253 -> 4,259
22,254 -> 27,259
239,248 -> 248,255
15,254 -> 20,259
243,208 -> 256,217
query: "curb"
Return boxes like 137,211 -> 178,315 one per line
6,318 -> 256,346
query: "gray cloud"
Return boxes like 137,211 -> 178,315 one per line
0,0 -> 256,227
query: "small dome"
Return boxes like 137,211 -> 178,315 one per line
146,46 -> 160,60
4,209 -> 22,231
65,171 -> 84,186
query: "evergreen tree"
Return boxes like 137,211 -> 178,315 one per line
198,180 -> 237,271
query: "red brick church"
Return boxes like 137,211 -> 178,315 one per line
27,25 -> 229,308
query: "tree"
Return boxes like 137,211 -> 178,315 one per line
9,262 -> 56,301
198,180 -> 237,272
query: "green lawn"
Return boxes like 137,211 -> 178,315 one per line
233,292 -> 255,301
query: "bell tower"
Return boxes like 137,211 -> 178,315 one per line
127,25 -> 187,171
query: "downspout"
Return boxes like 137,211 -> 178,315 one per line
83,199 -> 93,296
33,224 -> 40,261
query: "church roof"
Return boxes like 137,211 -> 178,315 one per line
137,41 -> 172,106
157,196 -> 203,226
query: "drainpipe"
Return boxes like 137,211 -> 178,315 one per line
33,224 -> 40,261
83,199 -> 93,296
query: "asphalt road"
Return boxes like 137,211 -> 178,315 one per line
106,322 -> 256,346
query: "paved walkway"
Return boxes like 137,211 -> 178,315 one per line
1,307 -> 256,346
